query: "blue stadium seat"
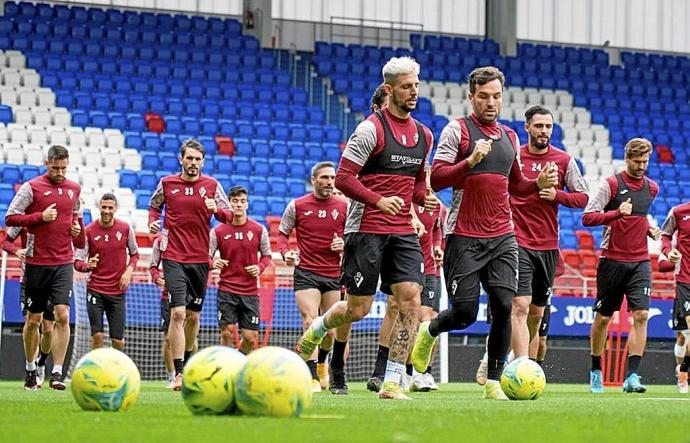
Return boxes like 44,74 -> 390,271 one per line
140,151 -> 159,170
0,184 -> 14,205
119,170 -> 138,189
135,190 -> 152,209
138,171 -> 158,190
249,177 -> 269,196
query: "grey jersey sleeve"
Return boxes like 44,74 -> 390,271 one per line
6,182 -> 34,216
434,120 -> 462,164
259,227 -> 272,256
209,229 -> 218,258
583,180 -> 612,214
341,120 -> 377,166
564,158 -> 589,192
278,199 -> 297,235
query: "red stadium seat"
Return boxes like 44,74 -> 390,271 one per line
216,135 -> 235,156
580,250 -> 598,269
575,230 -> 595,250
562,250 -> 581,269
145,112 -> 165,133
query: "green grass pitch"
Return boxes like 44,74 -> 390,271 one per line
0,381 -> 687,442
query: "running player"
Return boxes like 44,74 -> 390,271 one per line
584,138 -> 659,393
148,138 -> 231,390
296,56 -> 438,400
5,145 -> 85,390
661,201 -> 690,393
74,193 -> 139,351
279,162 -> 348,393
2,227 -> 55,387
509,105 -> 588,358
410,66 -> 558,400
210,186 -> 272,354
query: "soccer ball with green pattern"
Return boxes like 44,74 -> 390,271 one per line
71,347 -> 141,412
181,346 -> 247,415
234,346 -> 312,417
500,357 -> 546,400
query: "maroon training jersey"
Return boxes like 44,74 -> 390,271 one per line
149,236 -> 169,302
75,219 -> 139,295
209,218 -> 272,296
413,202 -> 443,276
511,144 -> 589,250
148,174 -> 231,264
661,202 -> 690,284
5,174 -> 84,266
583,171 -> 659,262
336,107 -> 433,235
431,114 -> 539,239
277,193 -> 347,279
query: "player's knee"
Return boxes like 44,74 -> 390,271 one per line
243,330 -> 258,345
25,320 -> 40,333
632,310 -> 649,323
512,298 -> 530,318
490,296 -> 512,319
54,309 -> 69,324
171,309 -> 186,324
186,311 -> 200,324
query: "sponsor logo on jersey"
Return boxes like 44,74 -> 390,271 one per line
390,154 -> 423,166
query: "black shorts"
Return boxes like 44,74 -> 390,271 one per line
421,274 -> 441,312
443,233 -> 518,304
341,233 -> 423,296
539,304 -> 551,337
86,290 -> 126,340
594,258 -> 651,316
293,267 -> 341,293
517,247 -> 558,306
24,263 -> 73,314
162,260 -> 209,312
217,290 -> 260,331
672,283 -> 690,331
160,296 -> 171,333
20,281 -> 55,321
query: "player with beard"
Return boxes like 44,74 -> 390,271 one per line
148,139 -> 232,390
279,162 -> 349,393
410,67 -> 558,399
508,106 -> 589,359
6,145 -> 85,390
295,56 -> 437,400
75,193 -> 139,351
584,138 -> 659,393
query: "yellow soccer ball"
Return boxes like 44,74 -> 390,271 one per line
71,347 -> 141,412
181,346 -> 247,415
234,346 -> 312,417
500,357 -> 546,400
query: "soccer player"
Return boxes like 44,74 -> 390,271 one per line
5,145 -> 85,390
74,193 -> 139,351
148,139 -> 231,390
2,227 -> 55,387
509,105 -> 589,358
661,201 -> 690,393
584,138 -> 659,394
279,162 -> 349,393
410,66 -> 558,400
210,186 -> 272,354
295,56 -> 438,400
150,234 -> 176,387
